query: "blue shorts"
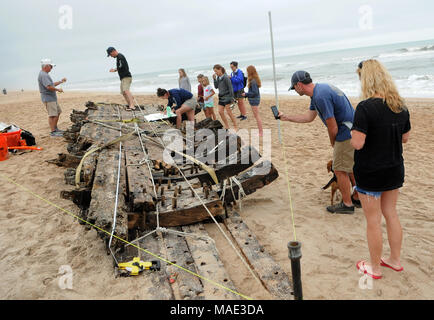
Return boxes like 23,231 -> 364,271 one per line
355,186 -> 382,199
203,101 -> 214,109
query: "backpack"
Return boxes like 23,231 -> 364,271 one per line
21,129 -> 36,146
243,75 -> 247,88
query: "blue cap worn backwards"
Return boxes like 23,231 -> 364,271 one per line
289,70 -> 312,90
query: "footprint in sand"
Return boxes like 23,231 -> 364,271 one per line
252,222 -> 266,232
42,277 -> 53,286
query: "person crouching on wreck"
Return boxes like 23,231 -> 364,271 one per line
156,88 -> 197,129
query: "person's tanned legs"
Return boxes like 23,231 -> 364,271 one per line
123,90 -> 135,109
48,116 -> 58,132
335,171 -> 353,206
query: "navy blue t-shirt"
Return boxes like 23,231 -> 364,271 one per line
309,83 -> 355,141
168,88 -> 193,110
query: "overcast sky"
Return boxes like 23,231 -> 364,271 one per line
1,0 -> 434,89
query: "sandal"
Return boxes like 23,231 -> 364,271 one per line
380,258 -> 403,272
356,260 -> 382,279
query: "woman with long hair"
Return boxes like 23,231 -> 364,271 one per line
242,65 -> 263,136
178,68 -> 191,92
351,59 -> 411,279
213,64 -> 237,130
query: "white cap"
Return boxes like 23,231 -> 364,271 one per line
41,58 -> 56,67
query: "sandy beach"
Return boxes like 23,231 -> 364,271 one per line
0,90 -> 432,300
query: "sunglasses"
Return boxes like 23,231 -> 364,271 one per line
358,61 -> 364,69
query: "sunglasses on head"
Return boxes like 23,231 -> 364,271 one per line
358,61 -> 364,69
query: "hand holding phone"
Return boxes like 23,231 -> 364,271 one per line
270,106 -> 280,120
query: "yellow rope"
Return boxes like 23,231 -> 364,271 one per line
0,173 -> 252,300
280,144 -> 297,241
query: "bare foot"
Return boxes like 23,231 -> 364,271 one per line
357,260 -> 382,278
381,257 -> 403,270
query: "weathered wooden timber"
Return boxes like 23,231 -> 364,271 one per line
224,211 -> 293,299
53,101 -> 296,300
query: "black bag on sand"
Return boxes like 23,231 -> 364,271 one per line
21,129 -> 36,146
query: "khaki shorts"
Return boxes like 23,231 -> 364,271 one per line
183,97 -> 198,110
120,77 -> 132,93
333,139 -> 354,173
44,101 -> 62,117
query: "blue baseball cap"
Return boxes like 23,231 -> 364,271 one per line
106,47 -> 116,57
289,70 -> 312,90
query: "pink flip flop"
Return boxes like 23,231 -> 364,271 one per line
380,258 -> 404,272
356,260 -> 382,279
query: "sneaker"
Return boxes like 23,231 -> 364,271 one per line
50,131 -> 63,137
54,128 -> 64,133
240,115 -> 247,121
326,202 -> 354,214
351,195 -> 361,208
236,115 -> 243,119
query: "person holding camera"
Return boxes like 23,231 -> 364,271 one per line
278,70 -> 359,214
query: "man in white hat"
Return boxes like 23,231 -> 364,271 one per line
38,59 -> 67,137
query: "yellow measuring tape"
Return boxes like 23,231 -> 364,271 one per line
280,144 -> 297,241
75,131 -> 136,188
0,173 -> 251,300
93,118 -> 142,124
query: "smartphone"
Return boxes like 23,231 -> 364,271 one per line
270,106 -> 280,120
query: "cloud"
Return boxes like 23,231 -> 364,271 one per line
1,0 -> 434,89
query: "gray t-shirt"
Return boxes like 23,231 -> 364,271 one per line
179,76 -> 191,92
38,70 -> 57,102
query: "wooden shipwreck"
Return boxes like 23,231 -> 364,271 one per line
52,101 -> 293,300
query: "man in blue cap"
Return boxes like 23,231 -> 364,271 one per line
107,47 -> 135,111
278,71 -> 360,214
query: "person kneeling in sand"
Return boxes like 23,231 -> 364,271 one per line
38,59 -> 66,137
278,71 -> 360,214
156,88 -> 196,129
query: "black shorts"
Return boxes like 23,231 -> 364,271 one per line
218,97 -> 233,106
234,89 -> 244,99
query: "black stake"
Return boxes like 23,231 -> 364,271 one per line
288,241 -> 303,300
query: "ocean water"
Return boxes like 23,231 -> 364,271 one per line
68,39 -> 434,98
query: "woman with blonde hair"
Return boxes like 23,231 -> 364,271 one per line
201,76 -> 217,120
242,65 -> 263,136
178,68 -> 191,92
351,59 -> 411,279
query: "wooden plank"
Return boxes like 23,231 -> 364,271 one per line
223,210 -> 293,300
47,153 -> 82,168
147,198 -> 224,227
114,230 -> 175,300
123,137 -> 155,213
136,231 -> 175,300
87,147 -> 128,250
182,224 -> 240,300
163,227 -> 204,300
218,160 -> 279,204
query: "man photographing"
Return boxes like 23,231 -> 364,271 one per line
278,71 -> 360,214
107,47 -> 135,111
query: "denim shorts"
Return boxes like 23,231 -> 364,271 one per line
355,186 -> 382,199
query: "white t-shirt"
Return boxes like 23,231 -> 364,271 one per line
203,85 -> 214,103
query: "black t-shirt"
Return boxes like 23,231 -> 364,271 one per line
351,98 -> 411,191
116,53 -> 132,80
